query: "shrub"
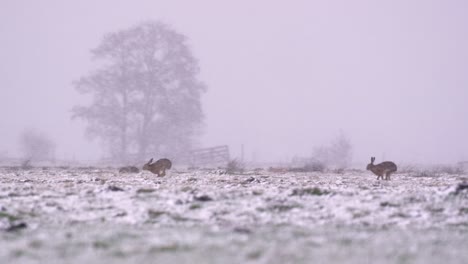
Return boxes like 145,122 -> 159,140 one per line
312,132 -> 352,170
226,159 -> 244,174
303,160 -> 326,172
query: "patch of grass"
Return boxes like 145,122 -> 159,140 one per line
136,188 -> 156,193
380,201 -> 400,207
396,252 -> 415,264
291,187 -> 330,196
0,211 -> 20,222
189,203 -> 202,210
390,212 -> 410,218
427,207 -> 444,214
180,186 -> 193,192
28,240 -> 43,249
338,238 -> 353,246
114,212 -> 127,217
246,250 -> 262,260
170,214 -> 192,222
93,240 -> 111,249
352,210 -> 371,219
148,210 -> 166,218
11,249 -> 27,258
112,249 -> 127,258
252,190 -> 263,196
266,203 -> 302,212
149,243 -> 191,253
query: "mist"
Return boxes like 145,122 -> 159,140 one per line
1,0 -> 468,166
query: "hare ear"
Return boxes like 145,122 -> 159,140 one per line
371,157 -> 375,163
147,158 -> 153,164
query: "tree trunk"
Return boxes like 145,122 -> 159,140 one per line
119,89 -> 128,163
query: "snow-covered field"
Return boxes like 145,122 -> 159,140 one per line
1,167 -> 467,264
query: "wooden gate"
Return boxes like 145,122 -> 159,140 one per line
188,145 -> 230,167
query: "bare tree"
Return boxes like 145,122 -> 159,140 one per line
19,129 -> 56,163
72,21 -> 206,163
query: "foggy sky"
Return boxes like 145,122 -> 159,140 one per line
1,0 -> 468,166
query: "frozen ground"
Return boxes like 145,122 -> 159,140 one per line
0,167 -> 467,264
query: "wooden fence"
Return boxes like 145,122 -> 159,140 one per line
188,145 -> 230,167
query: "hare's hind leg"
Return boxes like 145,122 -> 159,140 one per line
385,172 -> 393,180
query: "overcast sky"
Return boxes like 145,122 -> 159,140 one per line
1,0 -> 467,166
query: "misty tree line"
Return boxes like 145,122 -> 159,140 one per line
12,21 -> 352,168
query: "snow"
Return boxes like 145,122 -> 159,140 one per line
0,167 -> 467,263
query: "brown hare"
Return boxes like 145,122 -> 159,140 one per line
366,157 -> 397,180
143,158 -> 172,177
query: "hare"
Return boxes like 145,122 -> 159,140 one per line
366,157 -> 397,180
143,158 -> 172,177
